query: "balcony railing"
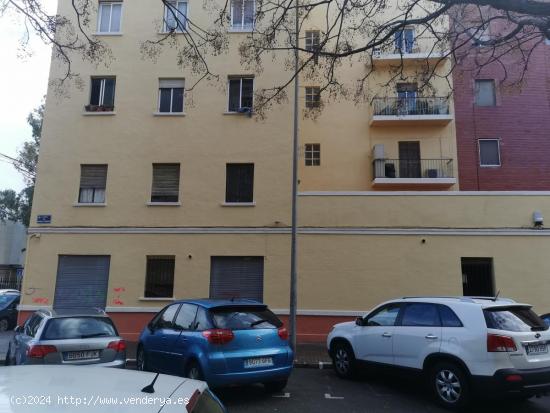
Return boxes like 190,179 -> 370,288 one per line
373,97 -> 450,117
373,158 -> 454,179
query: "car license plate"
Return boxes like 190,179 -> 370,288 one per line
244,357 -> 273,369
526,343 -> 548,355
65,350 -> 100,361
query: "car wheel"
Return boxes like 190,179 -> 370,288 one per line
264,379 -> 288,393
186,360 -> 204,381
431,362 -> 471,409
0,318 -> 9,332
332,341 -> 356,379
136,346 -> 148,372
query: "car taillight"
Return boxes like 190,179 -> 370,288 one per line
202,329 -> 234,344
107,340 -> 126,352
186,390 -> 201,412
487,334 -> 517,352
278,327 -> 289,340
27,345 -> 57,359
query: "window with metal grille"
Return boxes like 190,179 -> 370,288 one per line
79,165 -> 107,203
305,144 -> 320,166
305,87 -> 321,108
145,256 -> 175,298
231,0 -> 254,30
228,77 -> 254,112
89,77 -> 116,109
226,163 -> 254,203
475,79 -> 496,106
305,30 -> 320,63
98,2 -> 122,33
164,0 -> 187,32
479,139 -> 500,166
151,164 -> 180,202
158,79 -> 185,113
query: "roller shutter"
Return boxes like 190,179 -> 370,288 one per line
210,256 -> 264,302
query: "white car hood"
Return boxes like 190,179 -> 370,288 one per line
0,365 -> 206,413
333,321 -> 356,329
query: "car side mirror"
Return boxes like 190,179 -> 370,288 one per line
147,322 -> 156,333
355,317 -> 365,326
14,325 -> 22,333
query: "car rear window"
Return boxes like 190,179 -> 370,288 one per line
484,306 -> 548,332
0,294 -> 18,307
42,317 -> 118,340
210,306 -> 282,330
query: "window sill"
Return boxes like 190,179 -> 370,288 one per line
227,28 -> 254,33
93,32 -> 123,36
223,112 -> 254,116
480,165 -> 501,168
153,112 -> 186,117
139,297 -> 176,301
221,202 -> 256,207
82,111 -> 116,116
73,203 -> 106,207
158,31 -> 187,35
147,202 -> 181,206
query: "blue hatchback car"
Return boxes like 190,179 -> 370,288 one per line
137,299 -> 293,391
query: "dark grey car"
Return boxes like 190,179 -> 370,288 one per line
5,308 -> 126,368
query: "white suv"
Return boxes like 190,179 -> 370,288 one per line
327,296 -> 550,408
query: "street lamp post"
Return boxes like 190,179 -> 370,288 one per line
289,0 -> 300,352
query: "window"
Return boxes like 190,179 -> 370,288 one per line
471,22 -> 491,46
151,163 -> 180,202
475,79 -> 496,106
164,0 -> 187,32
42,317 -> 117,340
210,306 -> 282,329
305,30 -> 320,63
478,139 -> 500,167
194,307 -> 213,330
226,163 -> 254,203
24,314 -> 43,337
88,77 -> 116,110
401,303 -> 441,327
438,305 -> 463,327
546,36 -> 550,46
305,87 -> 321,108
305,143 -> 320,166
484,307 -> 548,332
158,79 -> 185,113
461,257 -> 495,296
144,256 -> 175,298
231,0 -> 254,30
366,304 -> 401,327
395,28 -> 415,53
155,304 -> 179,329
98,2 -> 122,33
228,77 -> 253,112
79,165 -> 107,203
173,303 -> 198,330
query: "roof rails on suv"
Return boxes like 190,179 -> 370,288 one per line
400,296 -> 516,304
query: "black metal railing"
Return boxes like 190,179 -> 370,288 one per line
373,158 -> 454,179
372,97 -> 450,116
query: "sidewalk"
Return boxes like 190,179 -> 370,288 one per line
125,341 -> 331,368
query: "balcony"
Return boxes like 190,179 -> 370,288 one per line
372,44 -> 448,65
372,158 -> 456,188
371,97 -> 453,126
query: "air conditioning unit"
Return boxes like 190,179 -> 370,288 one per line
373,144 -> 385,160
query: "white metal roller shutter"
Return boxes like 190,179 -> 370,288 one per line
209,256 -> 264,302
53,255 -> 110,309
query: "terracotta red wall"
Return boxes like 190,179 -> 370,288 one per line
18,311 -> 352,344
453,40 -> 550,190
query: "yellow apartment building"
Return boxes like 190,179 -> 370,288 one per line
19,0 -> 550,342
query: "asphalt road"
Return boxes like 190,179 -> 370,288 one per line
215,368 -> 550,413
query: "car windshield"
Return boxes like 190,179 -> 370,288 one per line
210,306 -> 282,330
0,295 -> 17,307
484,306 -> 548,332
42,317 -> 118,340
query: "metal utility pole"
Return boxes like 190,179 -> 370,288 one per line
289,0 -> 300,352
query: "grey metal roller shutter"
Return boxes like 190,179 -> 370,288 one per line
210,256 -> 264,302
53,255 -> 110,309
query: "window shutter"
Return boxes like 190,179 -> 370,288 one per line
152,164 -> 180,202
226,163 -> 254,202
80,165 -> 107,189
159,79 -> 185,88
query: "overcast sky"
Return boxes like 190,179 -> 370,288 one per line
0,1 -> 57,192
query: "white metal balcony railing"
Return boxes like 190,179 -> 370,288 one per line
372,97 -> 450,117
373,158 -> 454,179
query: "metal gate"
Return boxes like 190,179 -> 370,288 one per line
53,255 -> 110,309
210,256 -> 264,302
